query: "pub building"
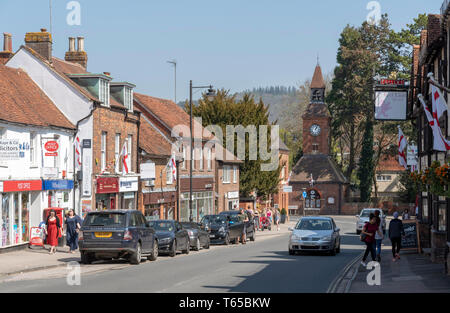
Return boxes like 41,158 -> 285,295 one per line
410,9 -> 450,271
288,64 -> 348,215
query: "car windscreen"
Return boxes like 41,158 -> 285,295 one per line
148,221 -> 174,232
360,210 -> 379,217
83,213 -> 126,227
296,219 -> 332,231
181,222 -> 199,230
202,215 -> 227,225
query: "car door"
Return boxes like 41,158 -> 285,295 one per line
138,213 -> 153,253
229,215 -> 241,239
133,212 -> 147,252
174,222 -> 184,250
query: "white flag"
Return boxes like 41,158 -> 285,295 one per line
171,152 -> 177,181
431,85 -> 448,120
419,94 -> 450,151
398,126 -> 407,169
74,136 -> 82,171
121,140 -> 129,175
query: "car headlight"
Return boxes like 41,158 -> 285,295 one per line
321,236 -> 332,241
159,237 -> 172,244
291,234 -> 302,240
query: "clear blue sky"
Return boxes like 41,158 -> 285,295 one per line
0,0 -> 444,102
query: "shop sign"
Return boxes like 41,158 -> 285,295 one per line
123,192 -> 135,199
43,180 -> 74,190
407,145 -> 418,166
96,177 -> 119,194
119,177 -> 139,192
42,167 -> 58,178
282,186 -> 293,193
205,184 -> 213,189
1,180 -> 42,192
228,191 -> 239,199
140,162 -> 156,180
81,199 -> 92,218
0,139 -> 20,161
44,140 -> 59,156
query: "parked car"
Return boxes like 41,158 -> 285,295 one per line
355,208 -> 386,234
219,210 -> 256,241
147,220 -> 190,257
181,222 -> 210,251
201,214 -> 242,245
288,216 -> 341,256
79,210 -> 158,265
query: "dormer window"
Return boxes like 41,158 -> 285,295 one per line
110,82 -> 136,112
99,78 -> 110,107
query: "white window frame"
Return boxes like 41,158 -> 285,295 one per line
101,131 -> 107,171
29,132 -> 37,167
166,164 -> 173,185
115,134 -> 120,173
192,148 -> 196,170
233,165 -> 237,183
182,146 -> 186,169
223,165 -> 230,184
125,87 -> 133,112
99,79 -> 110,107
207,148 -> 212,171
199,147 -> 203,170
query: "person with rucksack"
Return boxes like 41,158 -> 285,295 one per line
389,212 -> 405,262
360,213 -> 378,267
374,210 -> 384,262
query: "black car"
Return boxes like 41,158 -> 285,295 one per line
79,210 -> 158,265
201,214 -> 243,245
181,222 -> 210,251
148,220 -> 190,257
219,210 -> 256,242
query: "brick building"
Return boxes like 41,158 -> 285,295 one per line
6,30 -> 141,215
273,141 -> 290,215
409,9 -> 450,269
289,64 -> 348,215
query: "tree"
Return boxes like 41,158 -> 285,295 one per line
358,118 -> 375,202
186,90 -> 281,199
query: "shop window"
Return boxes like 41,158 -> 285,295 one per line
1,193 -> 10,247
21,193 -> 30,242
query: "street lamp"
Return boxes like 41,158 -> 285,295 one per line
189,80 -> 216,222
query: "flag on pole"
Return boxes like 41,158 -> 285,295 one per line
419,94 -> 450,151
398,126 -> 408,169
74,136 -> 82,171
121,139 -> 129,175
170,152 -> 177,181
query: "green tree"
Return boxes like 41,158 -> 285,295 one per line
358,118 -> 375,202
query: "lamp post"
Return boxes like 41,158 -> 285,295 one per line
189,81 -> 215,222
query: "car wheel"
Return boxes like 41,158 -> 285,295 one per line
169,240 -> 177,257
130,242 -> 142,264
183,240 -> 190,254
194,238 -> 201,251
224,234 -> 230,245
80,251 -> 92,264
329,242 -> 337,256
336,242 -> 341,254
148,240 -> 158,261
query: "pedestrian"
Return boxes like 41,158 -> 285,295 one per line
374,210 -> 384,262
266,209 -> 272,230
389,212 -> 405,262
275,209 -> 280,231
253,209 -> 260,231
238,208 -> 249,244
65,209 -> 82,254
360,213 -> 378,267
402,209 -> 410,220
45,210 -> 62,254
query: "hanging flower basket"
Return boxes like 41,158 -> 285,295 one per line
411,161 -> 450,198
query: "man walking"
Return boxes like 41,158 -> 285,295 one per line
238,208 -> 249,244
389,212 -> 405,262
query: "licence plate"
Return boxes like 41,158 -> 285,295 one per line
95,232 -> 112,238
210,235 -> 215,238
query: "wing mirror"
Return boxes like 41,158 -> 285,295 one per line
288,227 -> 294,231
335,227 -> 340,232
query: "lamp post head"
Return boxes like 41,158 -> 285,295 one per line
206,86 -> 216,101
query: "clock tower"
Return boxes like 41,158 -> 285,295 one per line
288,63 -> 348,215
302,64 -> 331,156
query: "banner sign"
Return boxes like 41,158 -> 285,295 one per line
375,91 -> 407,121
82,140 -> 92,197
119,177 -> 139,192
43,180 -> 74,190
140,162 -> 156,180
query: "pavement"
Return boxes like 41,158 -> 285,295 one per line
0,218 -> 294,280
0,216 -> 363,292
331,234 -> 450,293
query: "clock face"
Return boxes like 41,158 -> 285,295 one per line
310,124 -> 321,136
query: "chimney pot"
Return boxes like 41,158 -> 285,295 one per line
41,28 -> 47,32
68,37 -> 75,52
77,37 -> 85,52
3,33 -> 12,52
103,72 -> 111,76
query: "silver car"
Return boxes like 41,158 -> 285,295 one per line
288,217 -> 341,256
355,208 -> 386,234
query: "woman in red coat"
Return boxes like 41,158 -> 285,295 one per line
45,210 -> 63,254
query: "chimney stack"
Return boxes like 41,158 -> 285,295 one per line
65,36 -> 88,69
0,33 -> 14,65
24,28 -> 52,62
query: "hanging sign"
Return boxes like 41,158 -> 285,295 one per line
407,145 -> 418,166
44,141 -> 59,156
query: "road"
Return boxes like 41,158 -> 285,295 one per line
0,216 -> 364,293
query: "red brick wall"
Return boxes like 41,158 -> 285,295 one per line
302,117 -> 331,155
289,182 -> 344,215
427,14 -> 442,46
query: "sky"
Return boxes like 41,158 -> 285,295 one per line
0,0 -> 445,102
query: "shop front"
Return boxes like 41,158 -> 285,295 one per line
95,177 -> 119,211
143,189 -> 177,220
180,177 -> 215,222
0,180 -> 42,248
42,180 -> 73,210
119,176 -> 139,210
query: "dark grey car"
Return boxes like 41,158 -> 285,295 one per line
181,222 -> 210,251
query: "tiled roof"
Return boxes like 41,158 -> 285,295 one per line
279,140 -> 290,152
377,155 -> 405,172
52,57 -> 88,74
290,154 -> 347,184
0,64 -> 75,130
139,119 -> 172,158
310,64 -> 325,89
